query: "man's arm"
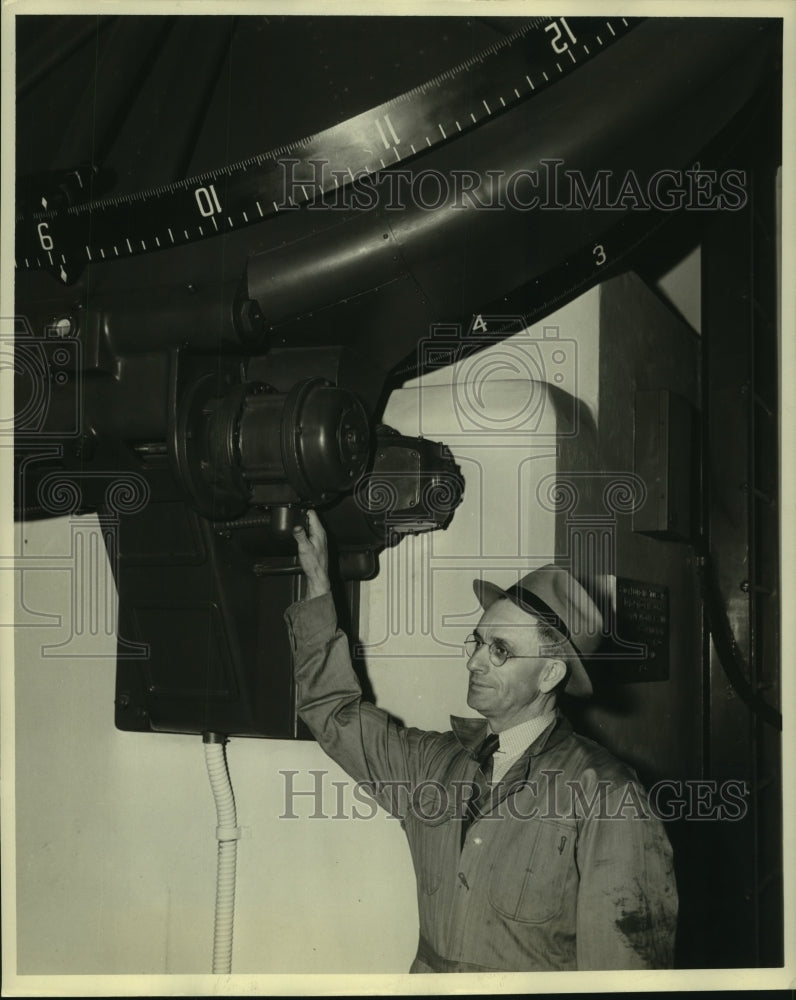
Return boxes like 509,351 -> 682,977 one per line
291,509 -> 333,601
285,512 -> 450,817
574,781 -> 679,969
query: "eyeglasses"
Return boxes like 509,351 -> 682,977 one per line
463,633 -> 537,668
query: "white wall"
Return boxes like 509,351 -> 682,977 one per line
11,290 -> 600,976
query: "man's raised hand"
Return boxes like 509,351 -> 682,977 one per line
292,509 -> 331,599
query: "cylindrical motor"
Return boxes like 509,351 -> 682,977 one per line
176,375 -> 370,518
241,377 -> 370,502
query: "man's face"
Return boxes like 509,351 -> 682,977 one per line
466,598 -> 552,731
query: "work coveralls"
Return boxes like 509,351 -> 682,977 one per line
285,592 -> 678,972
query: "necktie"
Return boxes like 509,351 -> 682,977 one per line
461,733 -> 500,848
475,732 -> 500,776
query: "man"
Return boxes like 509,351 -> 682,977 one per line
285,510 -> 678,973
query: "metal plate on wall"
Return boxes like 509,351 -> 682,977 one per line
607,576 -> 670,682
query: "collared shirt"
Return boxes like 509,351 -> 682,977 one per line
489,712 -> 556,784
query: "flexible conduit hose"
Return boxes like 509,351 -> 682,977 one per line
203,733 -> 240,974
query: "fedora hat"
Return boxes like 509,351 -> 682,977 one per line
473,565 -> 602,697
